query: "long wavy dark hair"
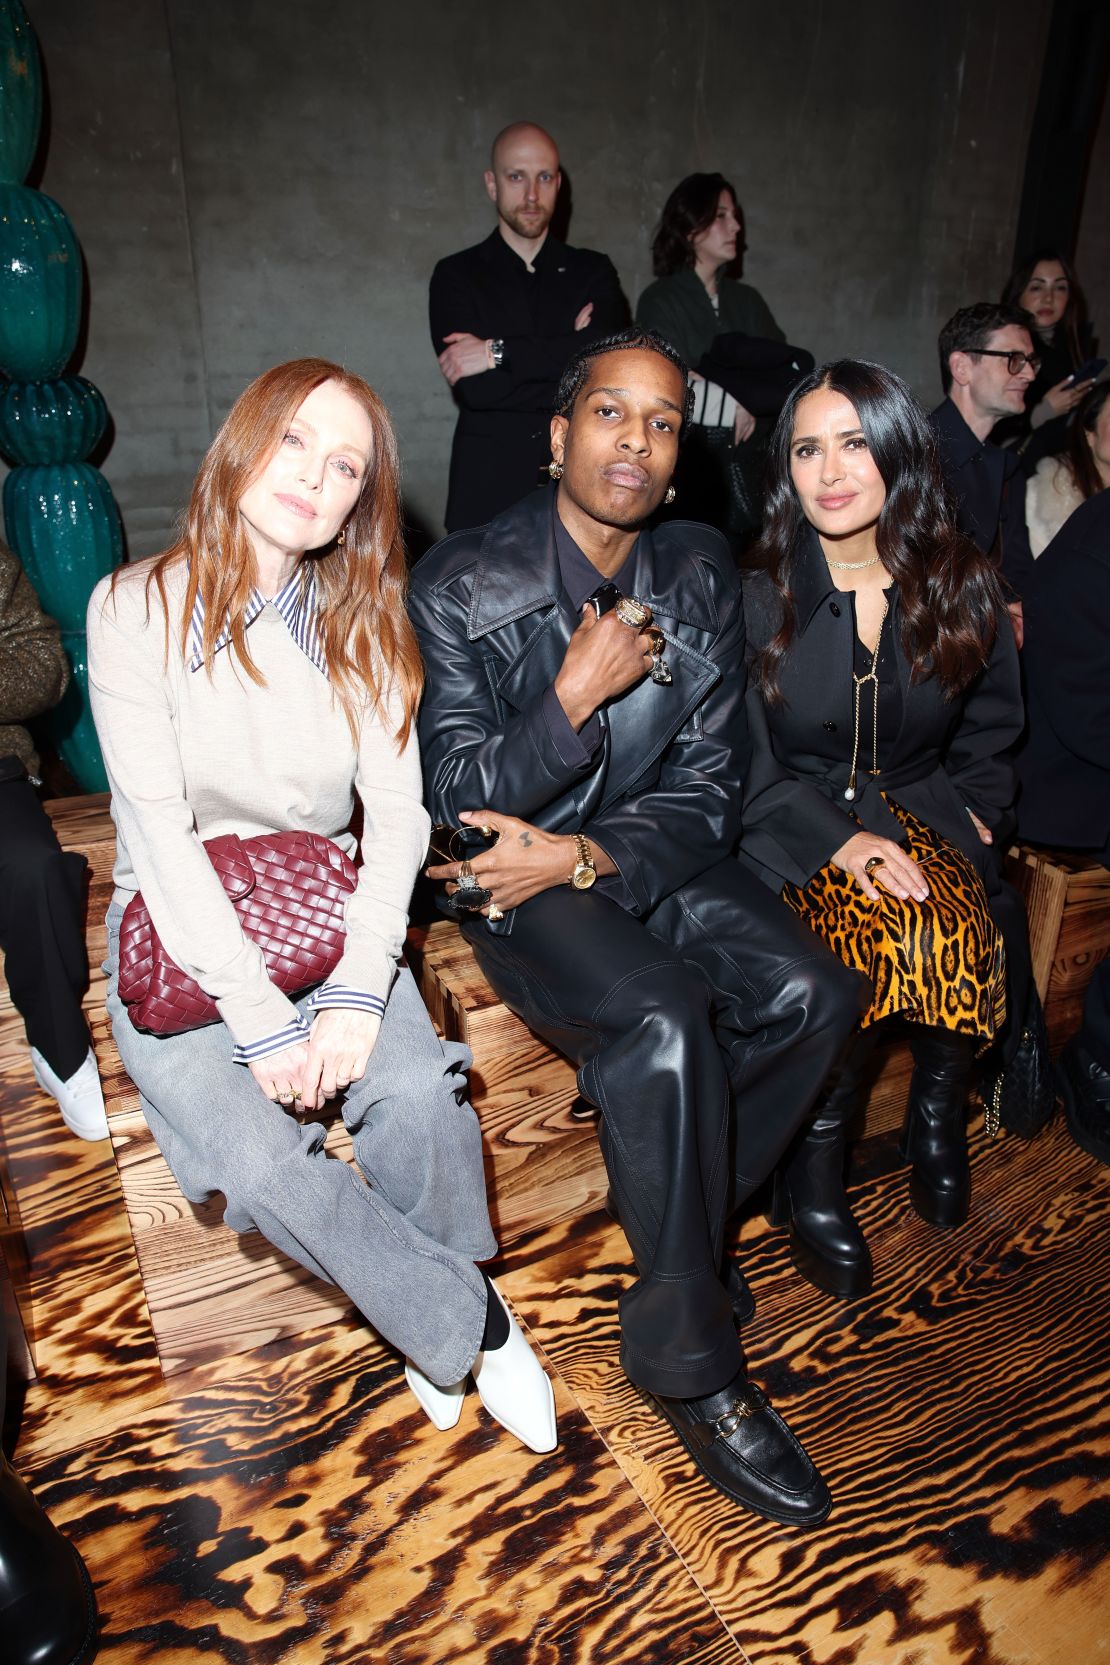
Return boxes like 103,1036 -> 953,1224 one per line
1063,379 -> 1110,500
651,172 -> 740,278
749,360 -> 1004,705
1001,248 -> 1086,363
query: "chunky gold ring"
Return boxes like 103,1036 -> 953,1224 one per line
487,903 -> 505,921
615,596 -> 652,629
864,856 -> 885,876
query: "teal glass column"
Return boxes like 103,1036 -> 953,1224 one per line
0,0 -> 123,792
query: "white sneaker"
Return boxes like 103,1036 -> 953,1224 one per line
29,1047 -> 109,1142
470,1281 -> 557,1454
404,1360 -> 466,1431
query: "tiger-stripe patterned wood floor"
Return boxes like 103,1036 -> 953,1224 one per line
3,1041 -> 1109,1664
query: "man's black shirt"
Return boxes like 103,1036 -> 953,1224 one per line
429,230 -> 626,531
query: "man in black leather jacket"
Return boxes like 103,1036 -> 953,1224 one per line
411,327 -> 864,1526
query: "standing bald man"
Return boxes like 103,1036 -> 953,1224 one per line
430,122 -> 627,532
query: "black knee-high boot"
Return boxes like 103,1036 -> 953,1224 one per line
770,1028 -> 876,1298
900,1026 -> 976,1228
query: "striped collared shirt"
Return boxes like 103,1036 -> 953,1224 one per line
186,564 -> 386,1063
188,563 -> 327,677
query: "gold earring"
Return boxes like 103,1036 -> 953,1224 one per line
664,486 -> 676,505
337,526 -> 347,546
548,460 -> 564,481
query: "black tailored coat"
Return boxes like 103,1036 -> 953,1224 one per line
408,488 -> 749,931
738,530 -> 1023,894
929,398 -> 1036,601
429,232 -> 627,532
1015,490 -> 1110,862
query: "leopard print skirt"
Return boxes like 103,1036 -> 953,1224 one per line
781,796 -> 1006,1042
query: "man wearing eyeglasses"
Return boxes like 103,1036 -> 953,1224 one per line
930,302 -> 1039,646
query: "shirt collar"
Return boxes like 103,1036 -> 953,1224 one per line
188,561 -> 328,677
553,502 -> 639,611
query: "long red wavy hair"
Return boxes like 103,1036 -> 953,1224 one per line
141,358 -> 422,745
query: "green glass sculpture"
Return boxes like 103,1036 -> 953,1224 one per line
0,0 -> 124,791
0,375 -> 107,466
0,0 -> 42,186
3,463 -> 123,630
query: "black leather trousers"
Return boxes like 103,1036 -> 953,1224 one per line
464,858 -> 866,1396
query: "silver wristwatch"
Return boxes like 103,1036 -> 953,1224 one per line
488,338 -> 506,369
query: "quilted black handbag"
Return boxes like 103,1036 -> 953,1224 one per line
982,985 -> 1058,1139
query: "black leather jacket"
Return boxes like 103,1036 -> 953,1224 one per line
409,489 -> 749,928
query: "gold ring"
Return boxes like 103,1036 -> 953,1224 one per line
456,860 -> 479,890
487,903 -> 505,921
864,856 -> 884,876
615,596 -> 652,629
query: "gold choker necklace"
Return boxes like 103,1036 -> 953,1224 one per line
826,554 -> 881,570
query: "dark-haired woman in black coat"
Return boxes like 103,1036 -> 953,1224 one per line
739,360 -> 1023,1298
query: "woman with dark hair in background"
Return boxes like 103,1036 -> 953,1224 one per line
996,250 -> 1099,472
739,360 -> 1023,1298
87,358 -> 556,1454
636,172 -> 800,544
1025,380 -> 1110,555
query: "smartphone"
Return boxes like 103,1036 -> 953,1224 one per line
1065,357 -> 1107,386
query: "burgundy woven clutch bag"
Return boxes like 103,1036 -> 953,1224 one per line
118,831 -> 358,1036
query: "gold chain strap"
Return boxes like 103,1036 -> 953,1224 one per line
845,595 -> 888,802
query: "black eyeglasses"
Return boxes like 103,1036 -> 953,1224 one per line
971,349 -> 1042,376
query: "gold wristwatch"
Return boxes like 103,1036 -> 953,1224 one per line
570,833 -> 597,890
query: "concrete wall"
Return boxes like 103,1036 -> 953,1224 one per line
21,0 -> 1055,557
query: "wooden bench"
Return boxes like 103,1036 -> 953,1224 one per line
5,799 -> 1106,1377
1004,845 -> 1110,1052
0,796 -> 606,1375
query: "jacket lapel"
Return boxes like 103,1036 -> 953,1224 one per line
466,497 -> 723,807
599,524 -> 721,808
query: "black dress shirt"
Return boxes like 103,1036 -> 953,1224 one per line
429,230 -> 627,531
929,397 -> 1036,600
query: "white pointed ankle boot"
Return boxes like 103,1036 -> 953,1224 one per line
404,1360 -> 466,1431
470,1282 -> 557,1454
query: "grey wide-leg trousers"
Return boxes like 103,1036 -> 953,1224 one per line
105,905 -> 496,1387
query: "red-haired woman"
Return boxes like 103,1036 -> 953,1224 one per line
88,360 -> 555,1452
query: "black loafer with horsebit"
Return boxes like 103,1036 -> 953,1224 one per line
646,1371 -> 831,1527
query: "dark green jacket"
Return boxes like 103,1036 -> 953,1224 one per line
636,268 -> 784,370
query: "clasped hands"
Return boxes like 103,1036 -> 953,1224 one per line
248,1007 -> 381,1112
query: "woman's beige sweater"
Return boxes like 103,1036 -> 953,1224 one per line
87,559 -> 429,1053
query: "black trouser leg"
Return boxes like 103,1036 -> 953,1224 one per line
465,864 -> 864,1397
466,889 -> 738,1398
0,781 -> 89,1081
1078,958 -> 1110,1069
649,860 -> 869,1206
901,1025 -> 977,1228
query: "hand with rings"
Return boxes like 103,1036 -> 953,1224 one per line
249,1039 -> 309,1109
830,831 -> 929,904
426,807 -> 601,914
